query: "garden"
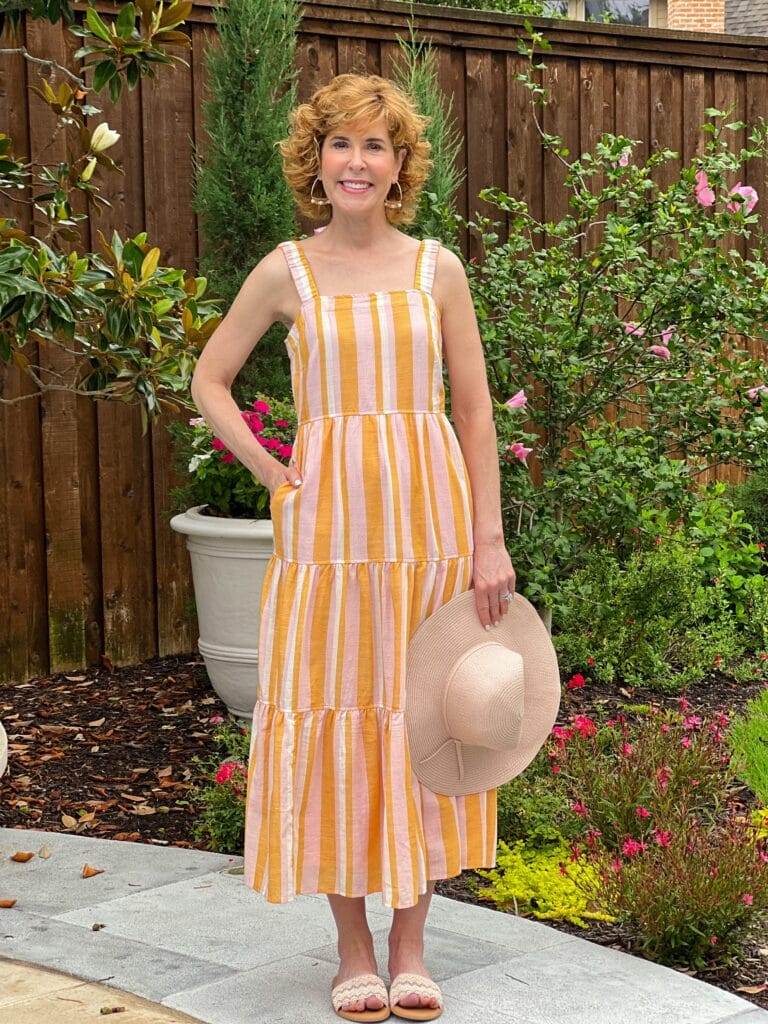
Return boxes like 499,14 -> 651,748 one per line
0,0 -> 767,1015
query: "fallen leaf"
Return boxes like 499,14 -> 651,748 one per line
61,814 -> 78,828
38,846 -> 52,859
0,899 -> 17,908
735,984 -> 768,994
10,851 -> 34,862
82,864 -> 104,878
88,717 -> 106,727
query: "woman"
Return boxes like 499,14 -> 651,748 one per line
190,73 -> 516,1022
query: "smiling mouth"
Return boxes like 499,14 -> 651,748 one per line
339,181 -> 373,193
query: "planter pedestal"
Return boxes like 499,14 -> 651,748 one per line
170,505 -> 275,721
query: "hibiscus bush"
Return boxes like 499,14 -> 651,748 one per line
461,26 -> 768,615
167,392 -> 298,518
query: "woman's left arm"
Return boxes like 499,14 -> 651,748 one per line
435,245 -> 517,630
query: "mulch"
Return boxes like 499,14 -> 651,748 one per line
1,652 -> 766,1009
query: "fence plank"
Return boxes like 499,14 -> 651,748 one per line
141,42 -> 199,657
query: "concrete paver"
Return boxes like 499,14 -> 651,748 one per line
1,827 -> 766,1023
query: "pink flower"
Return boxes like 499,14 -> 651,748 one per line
694,170 -> 715,207
747,384 -> 768,401
677,696 -> 691,712
551,725 -> 574,745
209,715 -> 224,724
681,735 -> 692,749
572,714 -> 597,738
656,765 -> 672,791
635,806 -> 651,819
566,672 -> 585,690
683,714 -> 702,731
709,935 -> 719,946
622,837 -> 647,857
618,146 -> 631,167
215,763 -> 236,784
621,742 -> 634,757
648,344 -> 671,360
212,437 -> 227,451
726,183 -> 758,214
571,800 -> 589,816
660,324 -> 675,345
221,453 -> 235,464
653,829 -> 672,847
507,442 -> 533,464
609,857 -> 623,872
252,399 -> 271,414
274,418 -> 291,427
504,389 -> 528,409
624,322 -> 645,337
742,892 -> 754,906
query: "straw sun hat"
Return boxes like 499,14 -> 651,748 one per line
405,589 -> 562,796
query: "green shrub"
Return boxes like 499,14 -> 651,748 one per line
727,687 -> 768,805
496,748 -> 581,849
553,535 -> 744,691
189,718 -> 250,853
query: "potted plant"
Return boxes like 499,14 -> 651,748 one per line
169,394 -> 297,720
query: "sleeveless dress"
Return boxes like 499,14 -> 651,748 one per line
242,237 -> 498,910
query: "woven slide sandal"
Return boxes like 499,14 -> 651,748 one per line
388,973 -> 443,1021
331,972 -> 391,1022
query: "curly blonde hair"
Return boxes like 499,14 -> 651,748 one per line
277,73 -> 433,226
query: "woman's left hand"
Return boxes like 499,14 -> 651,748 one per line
471,538 -> 517,629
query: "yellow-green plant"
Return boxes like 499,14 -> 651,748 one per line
470,837 -> 616,929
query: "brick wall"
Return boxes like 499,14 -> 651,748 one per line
667,0 -> 725,32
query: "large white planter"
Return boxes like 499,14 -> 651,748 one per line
170,505 -> 275,721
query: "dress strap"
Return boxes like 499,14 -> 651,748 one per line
413,238 -> 440,293
278,240 -> 319,303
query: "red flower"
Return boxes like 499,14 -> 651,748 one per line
572,714 -> 597,737
621,837 -> 647,857
567,673 -> 585,690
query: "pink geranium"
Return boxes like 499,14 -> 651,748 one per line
648,345 -> 671,360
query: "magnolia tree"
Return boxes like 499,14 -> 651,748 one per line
0,0 -> 221,432
464,26 -> 768,610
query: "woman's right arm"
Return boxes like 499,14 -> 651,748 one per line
190,248 -> 302,494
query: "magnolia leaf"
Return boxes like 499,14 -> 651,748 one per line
140,247 -> 160,281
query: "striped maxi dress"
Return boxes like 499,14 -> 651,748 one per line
242,236 -> 498,910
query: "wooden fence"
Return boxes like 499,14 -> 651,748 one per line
2,0 -> 768,684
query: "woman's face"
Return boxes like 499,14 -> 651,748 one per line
319,114 -> 406,213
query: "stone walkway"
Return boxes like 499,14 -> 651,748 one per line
1,827 -> 766,1023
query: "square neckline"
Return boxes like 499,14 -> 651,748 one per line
293,237 -> 430,301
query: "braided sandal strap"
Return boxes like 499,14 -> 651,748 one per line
389,973 -> 443,1009
332,972 -> 389,1012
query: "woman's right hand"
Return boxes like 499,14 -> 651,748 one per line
266,459 -> 302,498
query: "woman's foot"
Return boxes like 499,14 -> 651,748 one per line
332,938 -> 387,1015
387,939 -> 440,1012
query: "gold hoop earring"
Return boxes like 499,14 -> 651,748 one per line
384,180 -> 403,209
310,176 -> 331,205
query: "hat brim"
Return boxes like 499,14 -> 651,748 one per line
405,589 -> 561,796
